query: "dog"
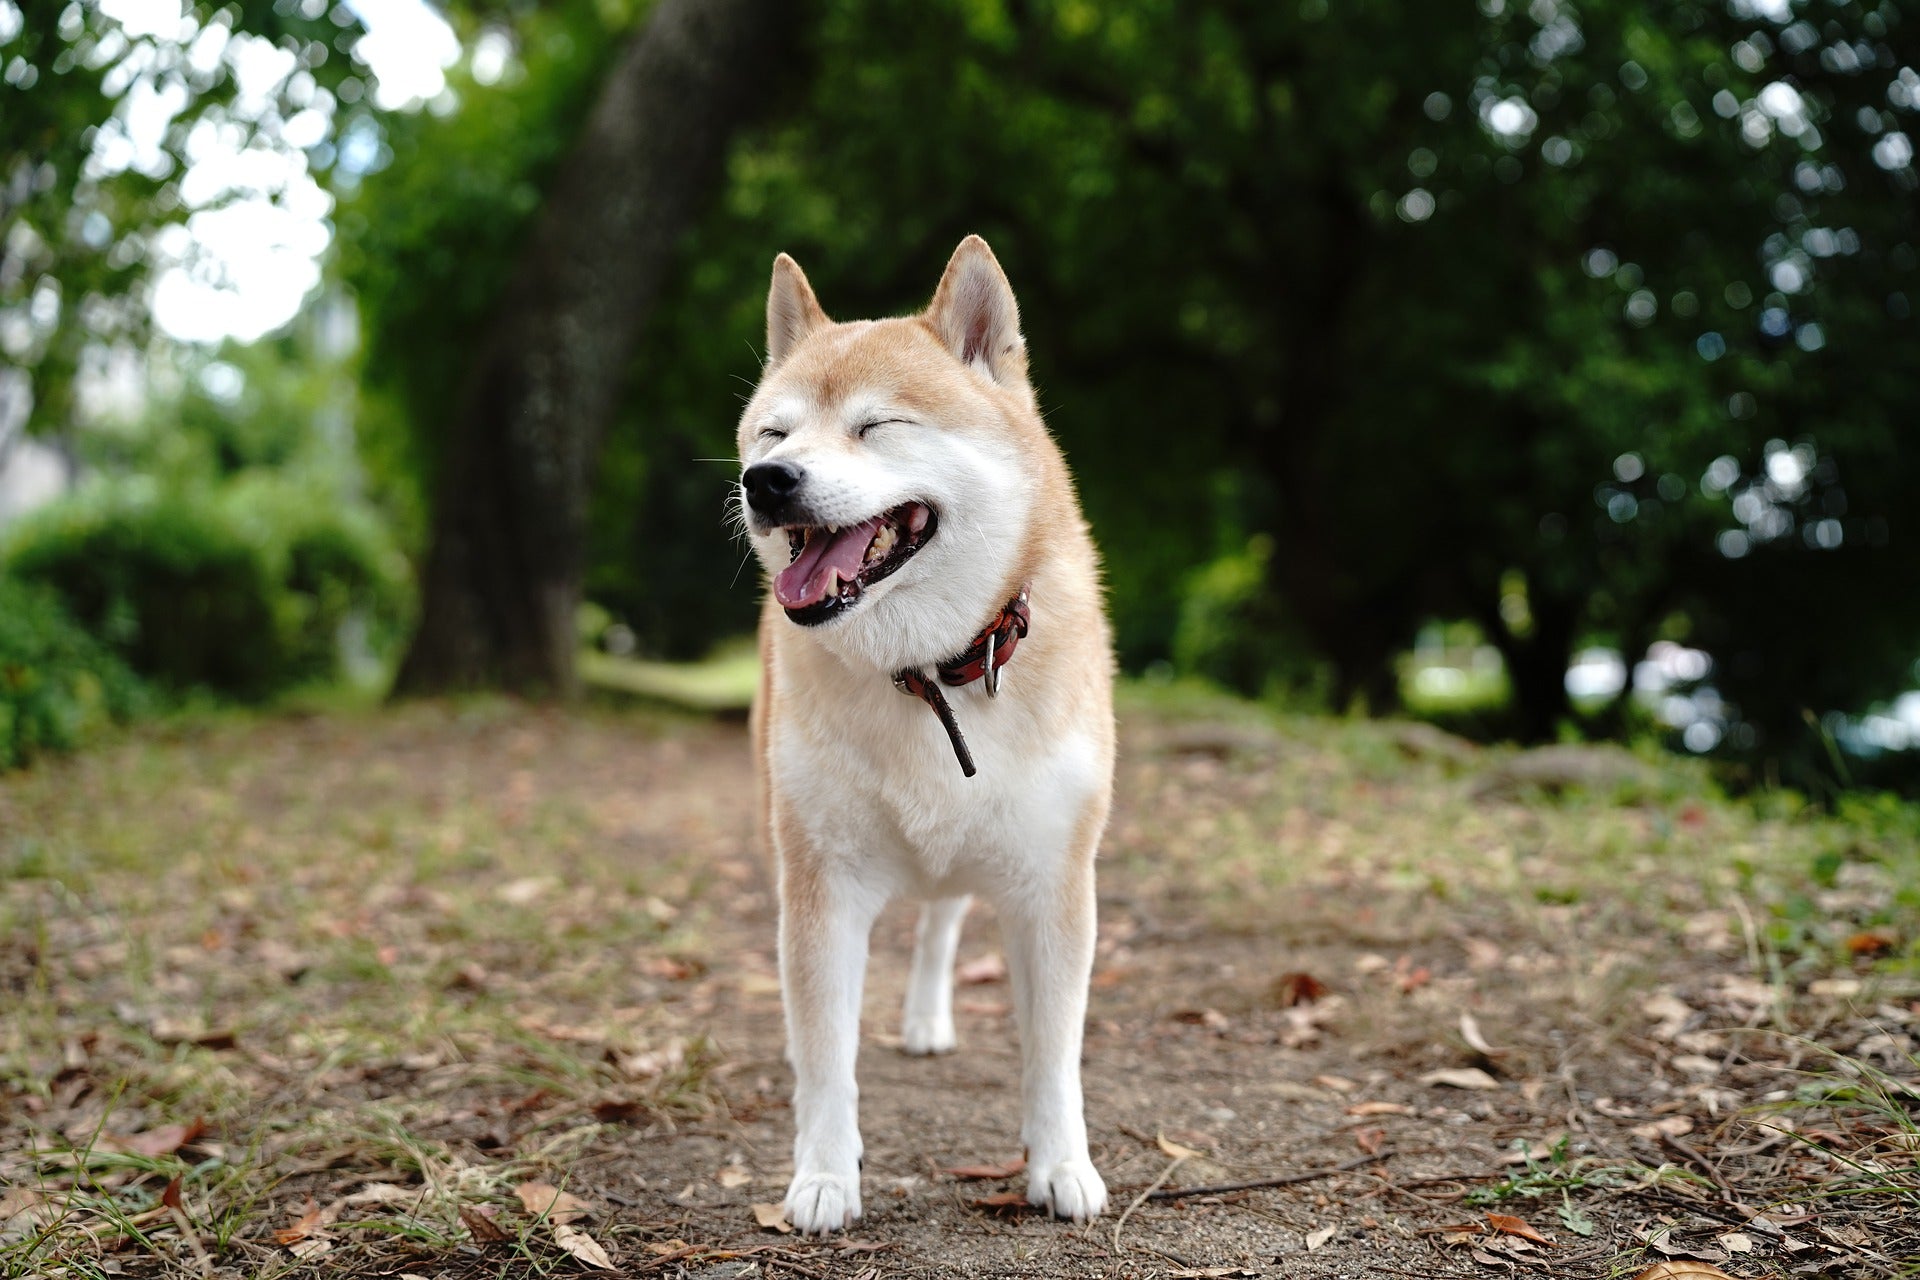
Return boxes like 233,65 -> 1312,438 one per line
735,236 -> 1114,1234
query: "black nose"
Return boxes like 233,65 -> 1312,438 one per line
742,460 -> 804,514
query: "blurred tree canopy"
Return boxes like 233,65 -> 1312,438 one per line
6,0 -> 1918,787
579,0 -> 1916,776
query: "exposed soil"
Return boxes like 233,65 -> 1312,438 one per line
2,701 -> 1915,1278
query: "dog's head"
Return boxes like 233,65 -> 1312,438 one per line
736,236 -> 1045,672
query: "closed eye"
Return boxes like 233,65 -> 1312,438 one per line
758,428 -> 788,443
858,418 -> 911,439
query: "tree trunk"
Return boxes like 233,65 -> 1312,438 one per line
393,0 -> 806,696
1489,594 -> 1576,743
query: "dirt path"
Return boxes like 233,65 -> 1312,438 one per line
2,700 -> 1914,1277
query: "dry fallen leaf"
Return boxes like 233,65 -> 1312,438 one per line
1420,1067 -> 1500,1090
1345,1100 -> 1415,1116
717,1167 -> 753,1189
1486,1213 -> 1553,1247
1304,1224 -> 1338,1251
1642,993 -> 1694,1041
1629,1265 -> 1737,1280
0,1188 -> 49,1229
459,1205 -> 511,1244
1354,1127 -> 1386,1155
1631,1115 -> 1695,1140
107,1119 -> 206,1157
956,953 -> 1008,984
1716,1233 -> 1753,1254
1498,1137 -> 1558,1165
512,1181 -> 591,1224
1157,1133 -> 1205,1160
832,1240 -> 894,1254
338,1183 -> 420,1207
553,1223 -> 615,1269
272,1199 -> 325,1245
286,1237 -> 333,1260
1394,957 -> 1433,993
942,1155 -> 1026,1180
1846,929 -> 1897,957
1273,971 -> 1331,1006
971,1191 -> 1037,1215
751,1202 -> 793,1233
1460,1010 -> 1502,1056
642,955 -> 702,981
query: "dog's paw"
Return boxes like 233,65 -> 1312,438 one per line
899,1013 -> 957,1056
1027,1158 -> 1107,1222
783,1172 -> 862,1235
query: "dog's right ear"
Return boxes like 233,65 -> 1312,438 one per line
766,253 -> 829,367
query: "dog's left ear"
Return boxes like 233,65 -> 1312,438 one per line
767,253 -> 830,367
925,235 -> 1028,387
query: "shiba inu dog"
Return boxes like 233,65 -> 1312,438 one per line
736,237 -> 1114,1234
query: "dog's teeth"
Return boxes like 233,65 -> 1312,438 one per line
865,524 -> 897,563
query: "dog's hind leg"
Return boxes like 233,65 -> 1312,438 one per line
901,895 -> 970,1055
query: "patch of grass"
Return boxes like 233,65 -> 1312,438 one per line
1463,1136 -> 1638,1207
0,702 -> 738,1275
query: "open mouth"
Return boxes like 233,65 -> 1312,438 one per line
774,502 -> 937,626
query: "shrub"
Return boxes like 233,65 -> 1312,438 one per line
0,577 -> 148,771
2,478 -> 409,699
1171,535 -> 1327,704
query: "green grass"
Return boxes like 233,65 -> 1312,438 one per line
579,643 -> 759,712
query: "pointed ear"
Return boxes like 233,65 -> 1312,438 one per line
766,253 -> 829,366
925,235 -> 1026,385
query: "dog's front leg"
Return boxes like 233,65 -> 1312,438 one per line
1000,852 -> 1108,1221
779,851 -> 880,1234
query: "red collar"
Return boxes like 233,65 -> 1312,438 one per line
893,586 -> 1032,778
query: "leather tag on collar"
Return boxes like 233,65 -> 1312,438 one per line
893,585 -> 1032,778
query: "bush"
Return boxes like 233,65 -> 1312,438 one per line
1171,535 -> 1328,704
2,478 -> 409,699
0,577 -> 148,771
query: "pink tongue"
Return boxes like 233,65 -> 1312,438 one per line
774,516 -> 885,609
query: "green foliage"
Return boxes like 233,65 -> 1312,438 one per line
1171,534 -> 1327,704
1464,1136 -> 1633,1207
2,477 -> 407,699
0,576 -> 147,771
0,1 -> 379,437
573,0 -> 1917,776
336,0 -> 637,520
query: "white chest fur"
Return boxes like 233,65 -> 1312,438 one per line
767,655 -> 1102,897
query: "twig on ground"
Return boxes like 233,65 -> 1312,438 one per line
166,1201 -> 213,1277
1112,1152 -> 1190,1254
1355,1175 -> 1459,1209
1145,1150 -> 1396,1201
1660,1132 -> 1739,1202
1143,1243 -> 1197,1267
